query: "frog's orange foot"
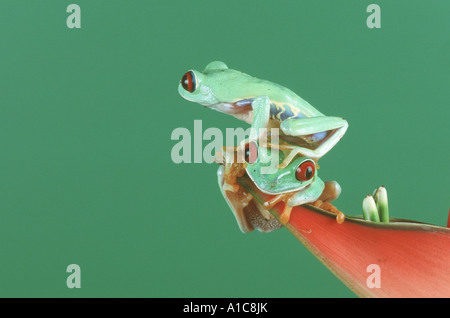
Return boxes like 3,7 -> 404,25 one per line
312,200 -> 345,224
335,211 -> 345,224
223,182 -> 240,193
214,151 -> 225,165
262,193 -> 294,224
279,205 -> 293,224
263,193 -> 289,210
221,159 -> 247,194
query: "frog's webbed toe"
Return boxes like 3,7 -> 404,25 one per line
308,180 -> 345,223
311,200 -> 345,224
216,147 -> 247,193
263,193 -> 294,224
217,166 -> 253,232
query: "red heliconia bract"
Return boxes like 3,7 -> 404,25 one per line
239,176 -> 450,298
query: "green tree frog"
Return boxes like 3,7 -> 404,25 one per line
178,61 -> 348,167
216,140 -> 344,232
245,141 -> 325,223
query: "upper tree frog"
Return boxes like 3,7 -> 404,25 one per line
178,61 -> 348,167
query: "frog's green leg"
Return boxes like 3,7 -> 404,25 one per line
249,96 -> 271,141
288,176 -> 325,207
234,96 -> 271,169
291,177 -> 345,224
279,116 -> 348,167
261,177 -> 332,224
318,181 -> 342,203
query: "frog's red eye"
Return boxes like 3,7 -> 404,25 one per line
244,141 -> 258,164
181,71 -> 196,93
296,160 -> 315,181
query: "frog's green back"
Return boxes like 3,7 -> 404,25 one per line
207,67 -> 322,116
178,61 -> 326,122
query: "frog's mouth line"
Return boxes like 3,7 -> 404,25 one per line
209,101 -> 252,115
246,170 -> 312,196
207,102 -> 253,124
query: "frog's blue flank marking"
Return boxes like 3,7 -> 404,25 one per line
235,99 -> 326,141
269,103 -> 306,121
235,98 -> 254,107
310,131 -> 327,142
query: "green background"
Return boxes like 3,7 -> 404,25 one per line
0,0 -> 448,297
